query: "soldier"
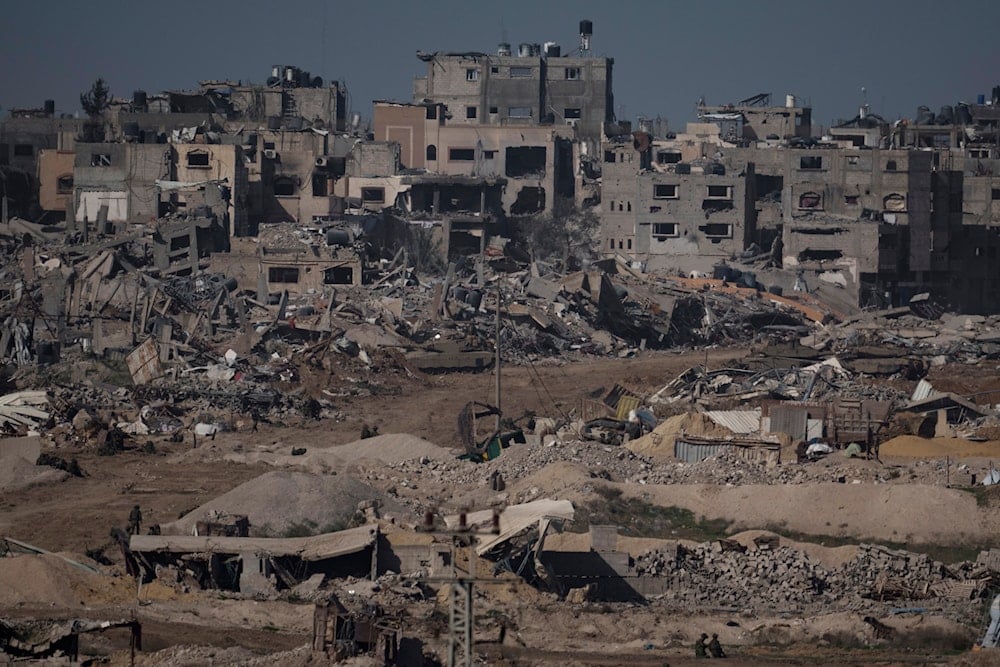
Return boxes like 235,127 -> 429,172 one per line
695,633 -> 708,658
708,633 -> 726,658
127,505 -> 143,535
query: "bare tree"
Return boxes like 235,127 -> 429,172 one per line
518,197 -> 600,270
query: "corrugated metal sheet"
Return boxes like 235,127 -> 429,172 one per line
704,409 -> 761,434
616,395 -> 641,421
769,405 -> 808,440
911,379 -> 939,402
125,337 -> 163,385
674,440 -> 727,464
673,436 -> 780,466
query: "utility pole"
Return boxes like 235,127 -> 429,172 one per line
416,510 -> 501,667
494,284 -> 502,432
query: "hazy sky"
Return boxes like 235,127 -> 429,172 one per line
1,0 -> 998,131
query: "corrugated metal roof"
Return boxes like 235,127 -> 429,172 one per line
704,409 -> 761,434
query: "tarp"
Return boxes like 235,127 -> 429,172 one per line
76,190 -> 127,222
155,179 -> 226,192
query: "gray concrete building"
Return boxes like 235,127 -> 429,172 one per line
413,33 -> 613,146
781,149 -> 937,307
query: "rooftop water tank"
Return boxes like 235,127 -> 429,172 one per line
497,42 -> 511,56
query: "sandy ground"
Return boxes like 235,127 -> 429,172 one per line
2,348 -> 998,664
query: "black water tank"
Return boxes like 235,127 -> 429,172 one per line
579,19 -> 593,35
326,229 -> 351,246
936,105 -> 954,125
916,105 -> 934,125
43,99 -> 55,116
311,76 -> 323,88
133,90 -> 147,110
957,103 -> 973,126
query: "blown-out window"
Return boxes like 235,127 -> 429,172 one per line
798,191 -> 823,210
274,176 -> 296,197
883,193 -> 906,211
187,151 -> 210,168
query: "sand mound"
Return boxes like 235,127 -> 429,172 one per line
0,457 -> 69,492
161,470 -> 408,536
881,435 -> 1000,458
323,432 -> 455,464
625,413 -> 735,459
0,554 -> 129,608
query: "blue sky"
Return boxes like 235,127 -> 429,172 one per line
1,0 -> 998,131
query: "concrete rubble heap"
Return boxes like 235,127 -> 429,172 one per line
635,541 -> 997,613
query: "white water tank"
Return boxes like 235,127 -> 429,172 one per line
785,94 -> 796,108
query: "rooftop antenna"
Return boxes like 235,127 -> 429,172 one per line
499,17 -> 507,45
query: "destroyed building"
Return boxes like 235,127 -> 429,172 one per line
697,92 -> 812,143
257,222 -> 365,296
600,131 -> 756,270
413,20 -> 613,149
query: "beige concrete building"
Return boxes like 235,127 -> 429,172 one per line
37,149 -> 76,216
698,93 -> 812,143
172,143 -> 248,237
413,41 -> 613,144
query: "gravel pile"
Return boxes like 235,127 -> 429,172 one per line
161,470 -> 410,536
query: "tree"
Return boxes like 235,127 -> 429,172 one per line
80,78 -> 110,118
519,197 -> 600,270
79,78 -> 110,143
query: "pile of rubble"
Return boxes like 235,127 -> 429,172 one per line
812,309 -> 1000,368
635,539 -> 997,613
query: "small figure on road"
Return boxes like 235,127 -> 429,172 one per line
708,633 -> 726,658
127,505 -> 143,535
695,633 -> 708,658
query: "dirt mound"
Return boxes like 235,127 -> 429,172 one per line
881,435 -> 1000,458
160,470 -> 409,537
0,554 -> 127,607
0,456 -> 68,492
323,432 -> 456,464
625,413 -> 735,459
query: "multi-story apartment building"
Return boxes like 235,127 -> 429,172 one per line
413,20 -> 613,150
